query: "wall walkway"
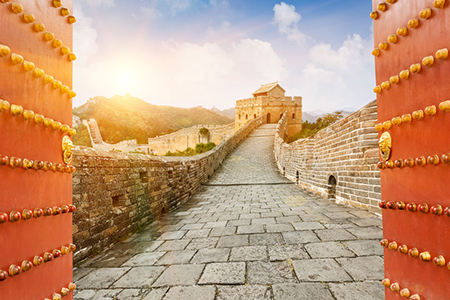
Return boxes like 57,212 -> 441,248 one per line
73,123 -> 383,300
72,116 -> 265,263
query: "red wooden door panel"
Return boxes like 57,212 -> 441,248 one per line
373,0 -> 450,299
0,1 -> 75,299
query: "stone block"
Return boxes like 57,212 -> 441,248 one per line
336,256 -> 384,281
305,242 -> 355,258
153,264 -> 205,287
272,283 -> 334,300
217,285 -> 271,300
328,282 -> 384,300
247,261 -> 296,284
198,262 -> 245,285
191,248 -> 231,264
75,267 -> 131,289
292,259 -> 352,282
164,286 -> 216,300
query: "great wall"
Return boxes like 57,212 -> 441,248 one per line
72,83 -> 381,262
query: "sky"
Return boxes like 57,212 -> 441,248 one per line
73,0 -> 375,112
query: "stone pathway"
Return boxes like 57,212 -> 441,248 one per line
73,124 -> 384,300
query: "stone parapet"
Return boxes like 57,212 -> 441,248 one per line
274,100 -> 381,213
72,116 -> 265,263
147,123 -> 235,155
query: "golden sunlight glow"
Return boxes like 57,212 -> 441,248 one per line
117,70 -> 135,92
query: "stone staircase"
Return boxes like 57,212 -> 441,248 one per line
83,119 -> 104,145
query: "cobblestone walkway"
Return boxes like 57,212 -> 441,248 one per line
74,124 -> 384,300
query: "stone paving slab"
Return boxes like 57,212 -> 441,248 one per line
164,286 -> 216,300
305,241 -> 356,258
191,248 -> 230,263
112,266 -> 166,288
329,282 -> 385,300
343,240 -> 384,256
336,256 -> 385,281
292,259 -> 352,282
272,283 -> 334,300
73,124 -> 384,299
268,244 -> 309,261
74,289 -> 122,300
141,288 -> 169,300
230,246 -> 267,261
217,285 -> 272,300
76,267 -> 131,289
282,231 -> 319,244
154,250 -> 196,265
152,264 -> 205,287
122,252 -> 165,267
247,261 -> 296,284
198,262 -> 246,285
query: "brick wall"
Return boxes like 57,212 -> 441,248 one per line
148,123 -> 235,155
72,116 -> 265,263
274,100 -> 381,213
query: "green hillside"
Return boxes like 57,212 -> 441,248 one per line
73,94 -> 234,144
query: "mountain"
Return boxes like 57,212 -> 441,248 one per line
222,107 -> 236,119
302,111 -> 317,123
211,106 -> 235,119
303,109 -> 355,123
73,94 -> 234,144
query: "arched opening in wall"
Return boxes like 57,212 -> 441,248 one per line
267,113 -> 271,123
328,175 -> 337,199
283,166 -> 285,175
246,114 -> 248,120
254,114 -> 256,119
292,113 -> 295,120
296,170 -> 299,184
239,114 -> 241,119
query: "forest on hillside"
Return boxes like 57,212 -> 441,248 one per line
73,95 -> 233,145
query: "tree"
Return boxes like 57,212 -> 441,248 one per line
287,111 -> 344,143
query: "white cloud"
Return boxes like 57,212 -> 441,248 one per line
309,34 -> 373,72
167,0 -> 193,14
151,38 -> 286,108
273,2 -> 308,44
72,7 -> 98,65
293,34 -> 375,111
141,5 -> 163,19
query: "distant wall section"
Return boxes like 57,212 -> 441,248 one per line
274,100 -> 381,212
72,116 -> 265,263
148,123 -> 234,155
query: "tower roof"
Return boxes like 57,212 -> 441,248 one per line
252,81 -> 285,96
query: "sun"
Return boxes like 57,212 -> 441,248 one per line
118,71 -> 135,92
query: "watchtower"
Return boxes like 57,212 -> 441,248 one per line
235,82 -> 302,136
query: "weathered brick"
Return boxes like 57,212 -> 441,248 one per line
72,116 -> 265,264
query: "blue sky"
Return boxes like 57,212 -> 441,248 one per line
73,0 -> 375,112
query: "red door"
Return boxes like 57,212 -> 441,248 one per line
373,0 -> 450,298
0,1 -> 75,299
